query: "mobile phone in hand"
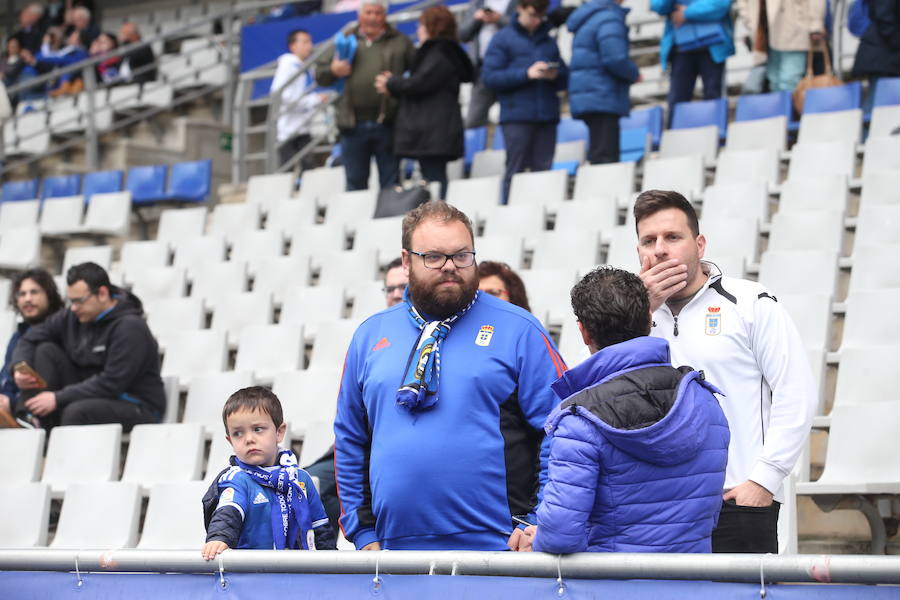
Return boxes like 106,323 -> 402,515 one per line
544,61 -> 560,70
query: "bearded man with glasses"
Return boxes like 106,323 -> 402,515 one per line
334,201 -> 566,552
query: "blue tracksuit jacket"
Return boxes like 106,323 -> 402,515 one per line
651,0 -> 735,70
334,292 -> 566,550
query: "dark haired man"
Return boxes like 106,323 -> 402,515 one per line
12,262 -> 165,430
634,190 -> 815,553
334,201 -> 565,551
525,267 -> 729,553
382,256 -> 407,307
0,269 -> 64,427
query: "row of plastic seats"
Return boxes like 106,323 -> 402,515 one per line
0,192 -> 131,239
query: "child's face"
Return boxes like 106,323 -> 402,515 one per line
225,408 -> 286,467
289,33 -> 313,60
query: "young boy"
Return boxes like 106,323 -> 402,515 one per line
201,386 -> 336,558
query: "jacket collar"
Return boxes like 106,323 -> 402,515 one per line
657,260 -> 722,317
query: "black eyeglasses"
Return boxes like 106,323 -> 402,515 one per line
66,292 -> 95,307
382,284 -> 406,295
407,250 -> 476,270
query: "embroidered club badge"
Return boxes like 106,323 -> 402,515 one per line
475,325 -> 494,347
705,306 -> 722,336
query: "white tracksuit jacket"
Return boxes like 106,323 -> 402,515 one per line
650,262 -> 816,502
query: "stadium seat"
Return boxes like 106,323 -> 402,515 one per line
265,198 -> 319,239
735,91 -> 792,122
246,172 -> 295,213
353,217 -> 405,266
861,136 -> 900,180
620,105 -> 663,148
307,320 -> 360,371
671,98 -> 728,138
520,268 -> 579,325
161,329 -> 229,388
700,216 -> 759,262
120,240 -> 170,282
126,164 -> 167,204
602,225 -> 640,272
853,204 -> 900,245
802,81 -> 862,114
768,210 -> 844,253
348,281 -> 389,320
41,174 -> 81,200
144,295 -> 205,351
0,483 -> 50,547
209,202 -> 262,242
131,266 -> 188,302
162,159 -> 212,204
472,234 -> 526,270
464,127 -> 487,173
298,166 -> 344,206
157,206 -> 208,247
868,105 -> 900,139
0,227 -> 41,269
872,76 -> 900,107
39,196 -> 84,235
322,190 -> 377,227
508,170 -> 567,206
797,109 -> 863,145
273,368 -> 342,438
0,199 -> 39,233
137,481 -> 210,549
121,424 -> 205,492
642,154 -> 705,200
702,182 -> 769,225
787,141 -> 856,180
481,204 -> 547,239
778,292 -> 834,351
62,245 -> 112,275
2,178 -> 38,201
471,149 -> 506,178
557,117 -> 589,143
714,148 -> 779,186
235,324 -> 304,384
291,223 -> 349,268
860,171 -> 898,206
41,424 -> 122,495
531,229 -> 601,272
573,161 -> 635,205
172,235 -> 227,279
52,482 -> 141,549
191,261 -> 250,308
446,176 -> 502,209
230,229 -> 286,275
0,429 -> 45,483
725,116 -> 788,152
298,422 -> 335,466
492,126 -> 505,150
619,126 -> 650,162
82,170 -> 124,201
183,371 -> 255,435
212,291 -> 274,348
659,125 -> 719,165
841,290 -> 900,349
317,250 -> 379,288
252,255 -> 312,307
778,176 -> 848,214
205,435 -> 235,482
848,245 -> 900,291
758,250 -> 839,297
554,200 -> 619,240
828,348 -> 900,426
82,191 -> 132,237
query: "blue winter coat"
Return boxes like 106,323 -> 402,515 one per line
481,19 -> 569,124
532,336 -> 730,554
651,0 -> 735,70
567,0 -> 639,117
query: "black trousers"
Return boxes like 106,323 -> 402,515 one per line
712,500 -> 781,553
581,112 -> 621,165
304,446 -> 341,536
418,156 -> 449,200
19,342 -> 157,432
278,133 -> 318,171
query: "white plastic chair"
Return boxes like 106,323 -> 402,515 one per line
234,324 -> 304,385
797,109 -> 862,146
252,255 -> 312,306
0,482 -> 50,547
470,149 -> 506,178
280,285 -> 346,338
445,176 -> 502,208
856,204 -> 900,246
137,481 -> 210,549
119,240 -> 170,283
352,217 -> 404,266
297,166 -> 345,205
157,206 -> 208,247
190,261 -> 250,309
161,329 -> 229,388
229,229 -> 286,276
62,244 -> 113,275
211,291 -> 274,348
265,198 -> 319,240
787,141 -> 855,180
554,198 -> 620,237
702,182 -> 769,225
0,199 -> 40,233
273,368 -> 342,437
531,229 -> 601,271
758,250 -> 839,296
659,125 -> 719,165
642,154 -> 705,201
317,251 -> 379,288
51,482 -> 141,548
868,104 -> 900,139
0,226 -> 40,269
41,423 -> 122,495
38,195 -> 84,235
208,202 -> 262,242
508,169 -> 568,206
714,147 -> 779,186
82,191 -> 132,237
0,428 -> 45,483
725,116 -> 787,152
131,266 -> 188,302
777,292 -> 833,351
307,319 -> 360,370
572,161 -> 635,204
121,423 -> 205,492
861,136 -> 900,180
777,176 -> 848,214
246,172 -> 295,208
172,234 -> 228,279
767,210 -> 844,254
841,290 -> 900,349
183,371 -> 256,435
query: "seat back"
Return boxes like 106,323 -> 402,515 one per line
2,179 -> 38,202
0,429 -> 45,483
735,91 -> 792,122
41,424 -> 122,494
82,191 -> 132,236
872,76 -> 900,107
797,109 -> 862,145
161,329 -> 229,387
235,324 -> 304,384
767,210 -> 844,254
52,482 -> 141,548
157,206 -> 208,246
725,116 -> 787,152
642,154 -> 705,199
138,481 -> 210,549
121,423 -> 205,490
672,98 -> 728,135
167,159 -> 212,202
0,482 -> 50,547
508,169 -> 568,206
41,174 -> 81,199
306,320 -> 359,371
62,245 -> 113,275
620,105 -> 663,147
39,196 -> 84,234
464,126 -> 487,171
0,199 -> 40,232
127,165 -> 167,202
183,371 -> 255,434
659,125 -> 719,164
841,290 -> 900,349
816,403 -> 900,485
273,368 -> 342,437
246,172 -> 294,205
445,176 -> 501,208
802,81 -> 862,114
869,105 -> 900,139
758,251 -> 839,297
211,291 -> 274,345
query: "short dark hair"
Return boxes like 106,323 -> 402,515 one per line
222,386 -> 284,431
633,190 -> 700,237
287,29 -> 309,47
401,201 -> 474,252
519,0 -> 550,13
571,267 -> 651,351
477,261 -> 531,312
66,262 -> 114,295
10,268 -> 64,314
420,5 -> 457,41
385,257 -> 402,272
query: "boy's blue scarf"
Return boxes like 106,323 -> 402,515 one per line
232,448 -> 315,550
396,290 -> 478,412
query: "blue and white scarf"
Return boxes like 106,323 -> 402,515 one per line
232,448 -> 314,550
396,290 -> 479,412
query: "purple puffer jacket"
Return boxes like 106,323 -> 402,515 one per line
532,336 -> 729,553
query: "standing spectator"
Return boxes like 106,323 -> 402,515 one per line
13,3 -> 46,55
316,0 -> 415,191
117,23 -> 157,85
635,190 -> 815,553
477,260 -> 531,311
334,202 -> 565,551
651,0 -> 734,121
375,5 -> 474,199
481,0 -> 569,204
271,29 -> 326,170
1,37 -> 40,104
737,0 -> 826,93
567,0 -> 640,165
12,262 -> 166,431
69,5 -> 99,46
459,0 -> 519,128
0,270 -> 64,428
852,0 -> 900,107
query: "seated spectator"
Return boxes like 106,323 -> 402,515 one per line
1,37 -> 40,105
481,0 -> 568,203
91,32 -> 121,84
525,267 -> 730,553
117,23 -> 157,85
477,260 -> 531,312
13,3 -> 46,55
12,262 -> 166,431
375,5 -> 474,199
23,28 -> 90,97
68,5 -> 99,46
0,269 -> 64,428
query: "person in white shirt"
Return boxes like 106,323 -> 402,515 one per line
271,29 -> 326,169
634,189 -> 815,553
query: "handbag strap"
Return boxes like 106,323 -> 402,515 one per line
805,39 -> 834,78
805,46 -> 815,78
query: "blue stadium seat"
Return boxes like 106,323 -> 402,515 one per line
464,127 -> 487,172
620,106 -> 663,149
873,76 -> 900,107
803,81 -> 862,114
2,179 -> 39,202
41,175 -> 81,200
164,159 -> 212,204
127,165 -> 168,205
492,127 -> 505,150
735,91 -> 792,122
557,118 -> 589,143
83,170 -> 124,201
671,98 -> 728,139
620,126 -> 650,162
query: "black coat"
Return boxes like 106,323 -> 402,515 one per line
852,0 -> 900,78
386,39 -> 474,159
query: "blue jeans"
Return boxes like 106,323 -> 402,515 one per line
339,120 -> 399,191
767,49 -> 806,92
667,48 -> 725,125
500,122 -> 557,204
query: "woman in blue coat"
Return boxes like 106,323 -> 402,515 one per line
567,0 -> 640,164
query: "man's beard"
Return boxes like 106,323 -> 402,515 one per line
407,269 -> 479,320
21,307 -> 48,325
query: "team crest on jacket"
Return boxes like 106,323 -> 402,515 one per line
475,325 -> 494,346
705,307 -> 722,336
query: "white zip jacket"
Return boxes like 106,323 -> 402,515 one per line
271,53 -> 321,143
649,262 -> 815,502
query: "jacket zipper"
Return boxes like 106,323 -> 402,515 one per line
673,315 -> 679,337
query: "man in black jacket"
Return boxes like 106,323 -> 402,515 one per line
12,262 -> 165,430
117,22 -> 157,84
